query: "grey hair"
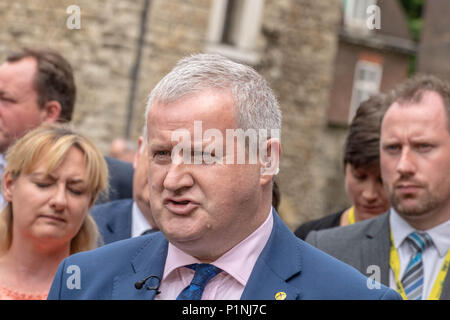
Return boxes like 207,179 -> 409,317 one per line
144,53 -> 281,138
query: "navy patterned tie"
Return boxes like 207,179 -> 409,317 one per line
401,232 -> 433,300
176,264 -> 223,300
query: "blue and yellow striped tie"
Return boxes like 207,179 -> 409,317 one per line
176,264 -> 222,300
401,232 -> 433,300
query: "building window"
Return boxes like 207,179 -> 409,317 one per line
348,60 -> 382,122
343,0 -> 377,31
206,0 -> 264,65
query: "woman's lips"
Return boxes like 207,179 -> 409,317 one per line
360,205 -> 386,214
39,215 -> 66,223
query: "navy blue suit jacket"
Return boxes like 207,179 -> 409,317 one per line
96,157 -> 133,204
90,199 -> 133,245
48,211 -> 401,300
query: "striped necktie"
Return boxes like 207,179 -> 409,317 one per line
176,264 -> 222,300
401,231 -> 433,300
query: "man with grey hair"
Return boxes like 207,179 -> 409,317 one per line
48,53 -> 399,300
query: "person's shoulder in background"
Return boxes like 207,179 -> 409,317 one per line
98,156 -> 134,204
294,209 -> 346,240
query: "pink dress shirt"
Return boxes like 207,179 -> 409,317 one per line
155,209 -> 274,300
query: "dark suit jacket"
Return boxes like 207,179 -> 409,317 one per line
48,210 -> 400,300
90,198 -> 133,245
294,209 -> 345,240
306,212 -> 450,300
97,157 -> 133,204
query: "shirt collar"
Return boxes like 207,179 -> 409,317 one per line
390,208 -> 450,257
131,201 -> 153,237
162,208 -> 274,286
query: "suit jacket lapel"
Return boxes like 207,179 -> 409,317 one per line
112,233 -> 168,299
361,212 -> 391,286
241,211 -> 301,300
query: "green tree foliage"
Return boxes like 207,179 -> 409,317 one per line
398,0 -> 424,74
398,0 -> 424,41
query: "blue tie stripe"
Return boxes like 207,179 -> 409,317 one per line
404,251 -> 422,272
404,277 -> 423,294
176,264 -> 223,300
401,232 -> 433,300
409,233 -> 427,251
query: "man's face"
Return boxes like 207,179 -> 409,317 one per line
146,89 -> 267,262
0,58 -> 47,153
380,91 -> 450,229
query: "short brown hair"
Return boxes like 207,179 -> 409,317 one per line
343,94 -> 388,168
385,74 -> 450,130
6,48 -> 76,122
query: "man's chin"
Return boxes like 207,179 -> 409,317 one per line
393,199 -> 434,217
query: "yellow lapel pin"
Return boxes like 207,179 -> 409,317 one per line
275,291 -> 287,300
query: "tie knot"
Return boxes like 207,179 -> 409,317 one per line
187,264 -> 222,287
406,231 -> 433,253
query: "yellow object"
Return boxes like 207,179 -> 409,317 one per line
389,231 -> 450,300
275,291 -> 287,300
348,206 -> 356,225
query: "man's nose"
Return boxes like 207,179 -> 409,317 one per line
396,148 -> 416,178
163,162 -> 194,193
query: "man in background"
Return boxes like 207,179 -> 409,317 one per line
0,48 -> 133,205
307,75 -> 450,300
92,134 -> 157,244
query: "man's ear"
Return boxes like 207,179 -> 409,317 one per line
134,137 -> 144,170
259,138 -> 281,186
41,100 -> 62,123
2,172 -> 16,203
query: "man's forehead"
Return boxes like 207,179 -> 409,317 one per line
0,58 -> 37,91
2,57 -> 37,76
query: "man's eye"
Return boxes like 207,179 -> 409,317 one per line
383,144 -> 400,152
416,144 -> 432,152
154,151 -> 171,159
0,96 -> 15,103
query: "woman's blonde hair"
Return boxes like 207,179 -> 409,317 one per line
0,124 -> 108,254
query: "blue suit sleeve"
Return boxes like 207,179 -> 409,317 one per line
47,259 -> 67,300
379,287 -> 403,300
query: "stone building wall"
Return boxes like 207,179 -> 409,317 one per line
0,0 -> 343,230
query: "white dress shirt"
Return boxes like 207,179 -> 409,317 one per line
131,201 -> 153,237
389,209 -> 450,299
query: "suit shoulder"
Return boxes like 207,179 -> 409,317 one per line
294,210 -> 344,240
90,199 -> 133,218
307,213 -> 387,245
298,240 -> 399,300
65,235 -> 152,268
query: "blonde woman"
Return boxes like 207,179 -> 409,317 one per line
0,124 -> 108,299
